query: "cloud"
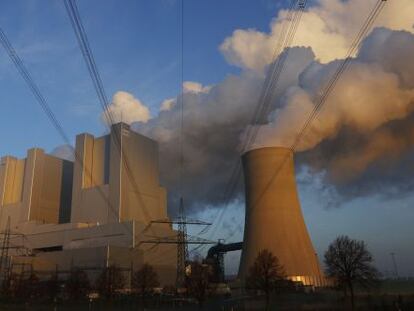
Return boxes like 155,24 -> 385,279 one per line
133,72 -> 263,214
101,91 -> 150,125
252,46 -> 414,151
220,0 -> 414,72
121,2 -> 414,213
251,28 -> 414,203
160,98 -> 176,112
183,81 -> 211,94
132,49 -> 312,215
253,27 -> 414,151
50,144 -> 75,162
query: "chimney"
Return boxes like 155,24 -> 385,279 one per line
238,147 -> 323,286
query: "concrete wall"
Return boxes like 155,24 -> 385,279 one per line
71,123 -> 167,225
10,220 -> 177,286
0,156 -> 25,230
0,123 -> 177,287
0,149 -> 73,231
238,147 -> 323,286
71,133 -> 110,224
11,244 -> 175,286
116,123 -> 167,223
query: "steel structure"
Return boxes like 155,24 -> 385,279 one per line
205,242 -> 243,282
142,197 -> 212,288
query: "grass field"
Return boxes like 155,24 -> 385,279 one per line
0,279 -> 413,310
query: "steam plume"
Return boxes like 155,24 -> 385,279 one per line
101,91 -> 150,125
112,1 -> 414,213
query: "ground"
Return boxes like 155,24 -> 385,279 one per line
0,279 -> 413,310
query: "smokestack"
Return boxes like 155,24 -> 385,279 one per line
239,147 -> 323,286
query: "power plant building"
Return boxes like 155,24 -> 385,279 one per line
0,124 -> 326,287
0,123 -> 176,285
239,147 -> 325,286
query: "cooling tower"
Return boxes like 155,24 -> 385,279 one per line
238,147 -> 323,286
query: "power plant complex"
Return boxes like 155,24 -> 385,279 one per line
0,123 -> 324,287
0,123 -> 177,285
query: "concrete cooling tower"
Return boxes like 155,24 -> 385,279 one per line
238,147 -> 324,286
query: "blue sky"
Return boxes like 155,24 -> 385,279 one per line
0,0 -> 285,158
0,0 -> 413,277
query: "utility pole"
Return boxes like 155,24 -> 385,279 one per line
176,197 -> 188,288
390,252 -> 399,279
143,201 -> 212,289
0,217 -> 11,283
139,213 -> 213,289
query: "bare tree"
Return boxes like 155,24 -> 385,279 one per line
246,249 -> 285,310
132,263 -> 159,304
65,268 -> 90,301
44,269 -> 60,301
186,261 -> 211,307
95,265 -> 125,300
20,271 -> 40,301
6,271 -> 39,301
324,235 -> 380,310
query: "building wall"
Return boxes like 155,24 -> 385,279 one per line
113,123 -> 167,223
59,160 -> 74,223
71,123 -> 167,225
11,220 -> 177,286
12,244 -> 175,287
0,149 -> 73,231
71,133 -> 111,224
0,156 -> 25,205
0,123 -> 177,287
0,156 -> 25,230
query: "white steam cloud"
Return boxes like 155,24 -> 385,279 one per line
220,0 -> 414,72
107,1 -> 414,213
160,98 -> 175,112
252,28 -> 414,186
183,81 -> 212,94
101,91 -> 150,125
51,144 -> 75,162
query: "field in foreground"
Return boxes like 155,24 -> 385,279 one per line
0,279 -> 413,310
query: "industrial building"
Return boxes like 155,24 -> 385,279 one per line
0,124 -> 326,288
238,147 -> 325,286
0,123 -> 177,285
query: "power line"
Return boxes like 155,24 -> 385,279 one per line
0,26 -> 128,236
0,28 -> 70,144
390,252 -> 399,278
246,0 -> 387,216
203,0 -> 301,239
203,0 -> 307,242
176,0 -> 188,288
215,0 -> 387,244
63,0 -> 154,231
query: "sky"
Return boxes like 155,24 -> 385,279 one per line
0,0 -> 413,277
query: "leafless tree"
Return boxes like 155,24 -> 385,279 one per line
186,261 -> 211,307
324,235 -> 380,310
4,271 -> 34,300
18,271 -> 40,301
132,263 -> 159,304
44,269 -> 60,301
95,265 -> 125,300
65,268 -> 90,301
246,249 -> 285,310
